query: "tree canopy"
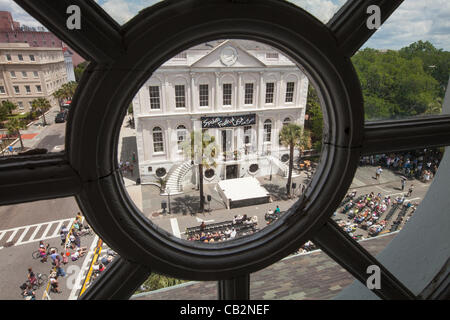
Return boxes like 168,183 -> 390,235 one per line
353,41 -> 450,120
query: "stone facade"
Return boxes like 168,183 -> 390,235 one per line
133,40 -> 309,187
0,43 -> 68,112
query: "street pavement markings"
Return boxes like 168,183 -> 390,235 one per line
68,234 -> 99,300
170,218 -> 181,239
0,218 -> 75,250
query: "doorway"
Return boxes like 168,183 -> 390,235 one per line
226,164 -> 238,179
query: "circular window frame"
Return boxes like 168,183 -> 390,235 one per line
155,167 -> 167,178
204,168 -> 215,180
249,163 -> 259,174
69,0 -> 364,281
281,154 -> 290,163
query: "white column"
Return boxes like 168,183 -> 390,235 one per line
237,72 -> 242,111
166,119 -> 172,162
259,71 -> 264,109
190,72 -> 195,113
163,75 -> 170,114
214,72 -> 220,112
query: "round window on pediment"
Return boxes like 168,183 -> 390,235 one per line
220,46 -> 238,66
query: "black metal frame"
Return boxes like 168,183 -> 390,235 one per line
0,0 -> 447,300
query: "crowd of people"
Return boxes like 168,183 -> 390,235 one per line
360,149 -> 442,182
22,213 -> 91,299
186,214 -> 258,243
337,189 -> 418,238
119,152 -> 137,177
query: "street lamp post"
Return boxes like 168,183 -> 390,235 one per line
167,189 -> 171,214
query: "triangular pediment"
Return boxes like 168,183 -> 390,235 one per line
191,40 -> 266,68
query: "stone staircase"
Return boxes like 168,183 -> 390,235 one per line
161,161 -> 194,195
268,155 -> 300,178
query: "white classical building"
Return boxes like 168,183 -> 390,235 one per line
132,40 -> 309,194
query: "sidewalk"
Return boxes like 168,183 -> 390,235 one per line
1,105 -> 61,154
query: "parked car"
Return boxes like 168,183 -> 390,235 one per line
55,110 -> 68,123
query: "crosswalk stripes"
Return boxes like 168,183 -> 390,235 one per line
0,218 -> 75,250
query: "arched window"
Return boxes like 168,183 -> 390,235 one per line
177,125 -> 187,151
152,127 -> 164,152
285,81 -> 295,103
283,117 -> 291,126
264,119 -> 272,142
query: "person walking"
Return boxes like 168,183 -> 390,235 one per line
55,255 -> 66,277
401,178 -> 406,191
375,166 -> 382,181
407,184 -> 414,197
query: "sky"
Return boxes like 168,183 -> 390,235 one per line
0,0 -> 449,51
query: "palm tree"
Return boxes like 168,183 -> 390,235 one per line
296,128 -> 312,159
6,118 -> 26,150
280,123 -> 304,198
181,130 -> 217,213
52,88 -> 65,107
1,100 -> 17,116
31,98 -> 51,126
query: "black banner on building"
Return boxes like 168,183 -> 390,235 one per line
201,114 -> 256,128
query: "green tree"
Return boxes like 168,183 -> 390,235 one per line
137,273 -> 186,293
399,41 -> 450,98
181,130 -> 217,212
31,98 -> 51,126
0,100 -> 17,120
74,61 -> 89,82
280,123 -> 304,198
52,88 -> 65,107
352,48 -> 441,120
6,118 -> 26,150
305,85 -> 323,151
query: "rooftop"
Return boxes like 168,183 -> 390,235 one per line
131,232 -> 397,300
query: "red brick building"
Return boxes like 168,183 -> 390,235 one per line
0,11 -> 84,66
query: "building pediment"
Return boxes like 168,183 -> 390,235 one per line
191,40 -> 266,69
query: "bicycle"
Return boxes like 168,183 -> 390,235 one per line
32,247 -> 58,260
23,273 -> 48,291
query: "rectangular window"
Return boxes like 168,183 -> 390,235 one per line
285,82 -> 295,103
0,86 -> 5,94
18,101 -> 24,109
36,85 -> 42,92
29,54 -> 35,61
25,85 -> 31,94
6,54 -> 11,61
10,71 -> 16,78
223,83 -> 232,106
149,86 -> 160,109
153,131 -> 164,153
264,122 -> 272,142
14,86 -> 20,94
265,82 -> 274,104
22,71 -> 27,78
33,71 -> 39,78
175,85 -> 186,108
244,126 -> 252,145
199,84 -> 209,107
244,83 -> 254,105
18,54 -> 23,61
266,52 -> 279,59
